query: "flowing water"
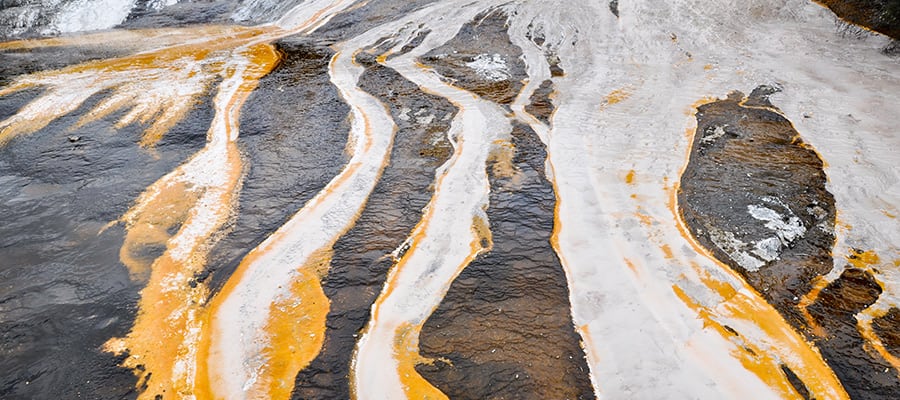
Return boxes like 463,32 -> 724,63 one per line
0,0 -> 898,399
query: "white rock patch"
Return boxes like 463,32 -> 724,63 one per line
466,53 -> 510,81
748,204 -> 807,245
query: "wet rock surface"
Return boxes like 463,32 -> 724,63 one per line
315,0 -> 439,43
524,79 -> 555,124
678,88 -> 900,399
120,1 -> 237,29
874,308 -> 900,359
810,268 -> 882,319
0,70 -> 215,399
416,122 -> 594,400
815,0 -> 900,40
291,52 -> 456,400
680,88 -> 835,318
0,0 -> 71,39
0,46 -> 133,88
805,261 -> 900,400
419,9 -> 527,105
204,38 -> 350,295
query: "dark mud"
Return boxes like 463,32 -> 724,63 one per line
416,122 -> 594,400
0,68 -> 215,399
204,38 -> 350,295
678,88 -> 900,399
290,54 -> 455,399
419,9 -> 527,105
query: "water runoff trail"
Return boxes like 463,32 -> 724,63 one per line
0,0 -> 898,398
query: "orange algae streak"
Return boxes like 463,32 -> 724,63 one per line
118,180 -> 200,281
660,244 -> 675,259
623,258 -> 641,276
359,212 -> 489,400
798,277 -> 829,337
838,249 -> 900,376
0,26 -> 277,148
671,284 -> 804,400
676,263 -> 849,399
0,25 -> 255,51
110,147 -> 243,399
106,41 -> 280,400
394,323 -> 449,400
635,211 -> 655,227
668,194 -> 848,398
259,250 -> 332,399
106,145 -> 244,399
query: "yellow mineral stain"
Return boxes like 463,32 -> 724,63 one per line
623,257 -> 641,277
600,88 -> 630,109
882,210 -> 897,219
848,248 -> 880,269
660,244 -> 674,259
684,97 -> 718,117
625,169 -> 636,184
394,323 -> 448,400
704,64 -> 714,71
488,139 -> 523,186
